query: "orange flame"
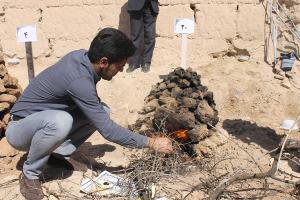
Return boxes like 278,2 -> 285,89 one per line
173,129 -> 189,142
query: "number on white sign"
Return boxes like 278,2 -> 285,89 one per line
16,25 -> 37,43
174,18 -> 195,34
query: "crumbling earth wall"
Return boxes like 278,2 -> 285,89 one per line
1,0 -> 294,68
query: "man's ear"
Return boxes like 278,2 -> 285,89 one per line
99,57 -> 109,69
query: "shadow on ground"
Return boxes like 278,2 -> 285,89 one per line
223,119 -> 300,173
223,119 -> 282,151
72,142 -> 126,173
16,142 -> 126,182
16,153 -> 73,182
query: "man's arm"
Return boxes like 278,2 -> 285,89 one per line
66,77 -> 173,153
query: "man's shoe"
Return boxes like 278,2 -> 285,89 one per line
19,172 -> 44,200
48,155 -> 88,172
126,64 -> 139,73
141,63 -> 150,73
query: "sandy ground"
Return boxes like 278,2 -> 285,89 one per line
1,51 -> 300,199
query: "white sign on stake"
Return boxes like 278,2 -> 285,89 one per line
174,18 -> 195,69
16,25 -> 37,43
174,18 -> 195,34
16,24 -> 37,82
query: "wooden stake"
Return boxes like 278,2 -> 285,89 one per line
25,42 -> 35,82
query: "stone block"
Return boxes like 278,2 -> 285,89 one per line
5,8 -> 41,28
43,0 -> 60,8
195,4 -> 237,39
42,6 -> 100,40
293,5 -> 300,24
59,0 -> 84,7
152,37 -> 181,67
102,0 -> 119,5
82,0 -> 103,6
1,6 -> 53,58
5,0 -> 44,9
51,39 -> 90,58
156,5 -> 194,37
236,4 -> 265,41
237,0 -> 261,4
211,0 -> 237,4
99,5 -> 127,28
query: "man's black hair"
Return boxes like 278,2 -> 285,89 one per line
88,28 -> 136,64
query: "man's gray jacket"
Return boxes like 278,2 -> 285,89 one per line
127,0 -> 159,14
10,49 -> 148,149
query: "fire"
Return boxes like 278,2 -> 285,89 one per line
172,129 -> 189,142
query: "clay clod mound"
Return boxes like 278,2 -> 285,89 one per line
0,45 -> 22,138
129,67 -> 221,156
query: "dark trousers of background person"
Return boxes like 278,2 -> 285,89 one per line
128,3 -> 157,68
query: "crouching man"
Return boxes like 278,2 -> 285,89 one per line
5,28 -> 173,200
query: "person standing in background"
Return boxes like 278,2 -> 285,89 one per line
126,0 -> 159,73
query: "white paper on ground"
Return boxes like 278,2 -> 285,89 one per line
80,170 -> 136,197
280,119 -> 299,130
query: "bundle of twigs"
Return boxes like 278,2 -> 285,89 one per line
124,139 -> 200,199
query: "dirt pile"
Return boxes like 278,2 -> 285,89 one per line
0,44 -> 22,138
129,67 -> 225,157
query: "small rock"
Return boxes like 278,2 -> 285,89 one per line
1,157 -> 12,165
273,68 -> 285,76
285,71 -> 294,79
2,113 -> 10,125
238,55 -> 250,62
7,58 -> 20,65
129,109 -> 135,113
0,94 -> 17,103
139,124 -> 149,132
209,134 -> 226,147
269,158 -> 274,166
274,74 -> 284,80
281,81 -> 291,89
0,64 -> 8,77
0,174 -> 19,184
198,137 -> 217,149
48,195 -> 58,200
142,99 -> 159,114
0,138 -> 19,157
0,102 -> 10,112
194,144 -> 211,157
158,82 -> 167,91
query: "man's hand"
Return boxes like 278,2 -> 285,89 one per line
147,137 -> 173,153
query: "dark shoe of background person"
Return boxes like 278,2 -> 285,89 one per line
19,172 -> 44,200
141,63 -> 150,73
47,155 -> 88,172
126,64 -> 139,73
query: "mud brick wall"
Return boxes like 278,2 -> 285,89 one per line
0,0 -> 299,68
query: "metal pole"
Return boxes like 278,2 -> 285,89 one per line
25,41 -> 35,82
